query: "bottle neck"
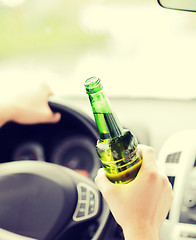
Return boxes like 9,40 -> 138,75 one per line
88,90 -> 123,139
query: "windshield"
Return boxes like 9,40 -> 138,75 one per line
0,0 -> 196,100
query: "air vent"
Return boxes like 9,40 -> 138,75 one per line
166,152 -> 181,164
181,232 -> 196,239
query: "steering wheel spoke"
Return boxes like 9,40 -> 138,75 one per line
0,161 -> 113,240
72,182 -> 100,222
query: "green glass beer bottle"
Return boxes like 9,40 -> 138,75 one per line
84,77 -> 143,184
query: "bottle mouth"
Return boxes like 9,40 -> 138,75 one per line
84,76 -> 103,94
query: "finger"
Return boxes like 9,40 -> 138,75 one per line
138,144 -> 156,169
139,145 -> 167,179
94,168 -> 107,190
48,112 -> 61,123
138,144 -> 156,161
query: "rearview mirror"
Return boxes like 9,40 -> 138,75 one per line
157,0 -> 196,12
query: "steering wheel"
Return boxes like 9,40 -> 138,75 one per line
0,161 -> 114,240
0,100 -> 116,240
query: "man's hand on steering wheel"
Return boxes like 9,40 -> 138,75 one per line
0,82 -> 61,127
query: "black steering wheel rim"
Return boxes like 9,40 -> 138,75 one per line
0,160 -> 112,240
0,100 -> 116,240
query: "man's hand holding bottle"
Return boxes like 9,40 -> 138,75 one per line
95,144 -> 174,240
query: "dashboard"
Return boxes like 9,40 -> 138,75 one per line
0,101 -> 101,181
158,130 -> 196,240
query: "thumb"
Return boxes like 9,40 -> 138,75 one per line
48,112 -> 61,123
95,168 -> 115,199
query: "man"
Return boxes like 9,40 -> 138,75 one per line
0,82 -> 173,240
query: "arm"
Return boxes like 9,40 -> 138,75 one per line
95,144 -> 173,240
0,83 -> 60,239
0,82 -> 61,127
